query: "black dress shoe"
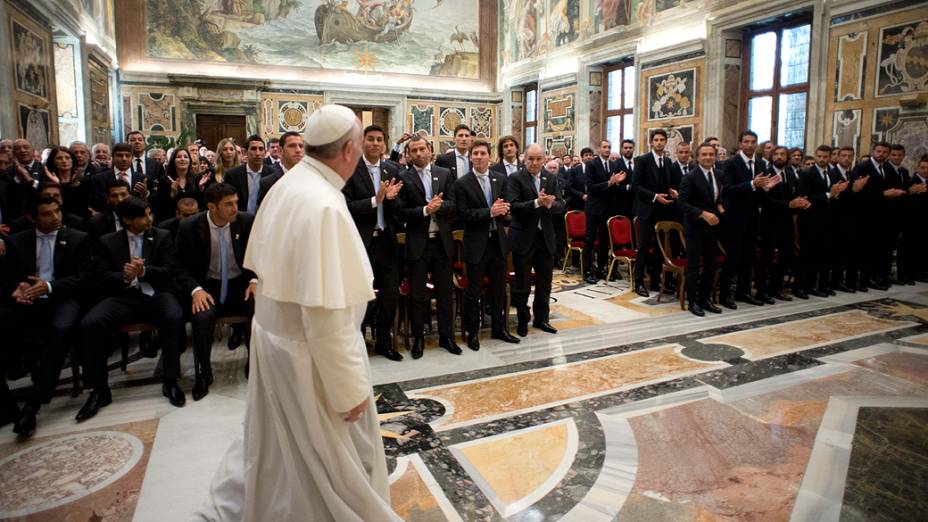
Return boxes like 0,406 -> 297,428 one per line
868,280 -> 889,291
793,289 -> 809,299
227,328 -> 243,351
808,288 -> 828,298
439,336 -> 462,355
820,287 -> 836,296
13,404 -> 37,438
772,292 -> 793,302
833,283 -> 855,293
699,301 -> 721,314
736,293 -> 763,306
533,322 -> 558,334
755,293 -> 776,305
467,332 -> 480,351
856,284 -> 869,292
584,275 -> 599,285
0,407 -> 21,429
76,388 -> 112,422
516,321 -> 528,337
491,331 -> 521,344
719,298 -> 738,310
192,377 -> 210,401
375,347 -> 404,361
162,380 -> 186,407
411,337 -> 425,359
689,303 -> 705,317
635,284 -> 650,298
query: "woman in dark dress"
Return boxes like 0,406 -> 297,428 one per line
156,148 -> 202,219
44,145 -> 92,219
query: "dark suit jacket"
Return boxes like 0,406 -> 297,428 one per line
490,161 -> 521,177
454,170 -> 510,264
95,227 -> 180,296
224,164 -> 280,212
719,154 -> 767,221
10,212 -> 87,234
131,156 -> 165,181
262,157 -> 282,170
396,165 -> 456,260
256,170 -> 284,210
342,158 -> 402,250
584,157 -> 620,216
632,153 -> 672,221
89,210 -> 122,241
762,165 -> 801,222
504,169 -> 565,256
0,170 -> 13,223
175,211 -> 255,294
434,150 -> 466,180
565,163 -> 588,211
90,168 -> 148,212
669,161 -> 689,189
849,159 -> 903,210
678,167 -> 722,230
798,166 -> 833,216
156,217 -> 182,239
5,226 -> 91,301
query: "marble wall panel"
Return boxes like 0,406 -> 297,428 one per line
257,93 -> 323,139
875,19 -> 928,98
7,4 -> 58,146
832,109 -> 861,151
405,99 -> 497,156
88,56 -> 113,145
541,85 -> 576,154
836,32 -> 867,102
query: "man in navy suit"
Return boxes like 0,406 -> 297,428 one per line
583,140 -> 625,284
434,124 -> 472,181
224,135 -> 282,215
490,135 -> 521,177
632,129 -> 676,297
797,145 -> 848,298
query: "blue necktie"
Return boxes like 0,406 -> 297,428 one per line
458,154 -> 469,174
420,169 -> 432,201
534,175 -> 541,195
219,230 -> 229,304
37,234 -> 54,282
247,171 -> 259,214
479,175 -> 492,206
132,235 -> 155,296
369,164 -> 385,230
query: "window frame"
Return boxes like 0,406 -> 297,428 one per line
740,17 -> 811,147
523,82 -> 538,147
603,62 -> 635,148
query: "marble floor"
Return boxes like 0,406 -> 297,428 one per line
2,275 -> 927,521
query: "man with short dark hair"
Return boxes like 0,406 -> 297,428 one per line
77,197 -> 186,421
89,178 -> 131,240
434,124 -> 472,180
256,131 -> 303,209
156,197 -> 200,239
91,142 -> 148,211
797,145 -> 847,298
263,137 -> 282,168
127,130 -> 165,182
583,140 -> 624,284
176,183 -> 256,400
828,146 -> 858,292
900,156 -> 928,283
224,135 -> 280,215
565,146 -> 594,212
9,182 -> 87,233
632,129 -> 675,297
5,196 -> 91,437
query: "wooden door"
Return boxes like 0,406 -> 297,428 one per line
196,114 -> 246,150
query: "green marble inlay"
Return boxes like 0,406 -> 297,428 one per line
840,407 -> 928,521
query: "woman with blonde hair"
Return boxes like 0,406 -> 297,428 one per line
202,137 -> 239,188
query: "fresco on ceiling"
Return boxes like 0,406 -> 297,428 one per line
145,0 -> 481,78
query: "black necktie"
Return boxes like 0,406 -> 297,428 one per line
135,158 -> 143,176
878,164 -> 884,177
658,157 -> 663,170
748,159 -> 754,176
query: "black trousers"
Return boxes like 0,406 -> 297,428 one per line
463,234 -> 507,335
583,213 -> 610,275
899,212 -> 925,280
81,291 -> 184,388
798,213 -> 828,291
755,218 -> 794,296
512,231 -> 554,324
409,239 -> 453,338
191,276 -> 254,374
684,224 -> 718,305
7,298 -> 81,406
0,306 -> 18,417
720,215 -> 758,297
365,234 -> 398,349
554,214 -> 567,261
830,206 -> 859,287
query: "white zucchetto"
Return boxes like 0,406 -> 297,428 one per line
304,104 -> 358,146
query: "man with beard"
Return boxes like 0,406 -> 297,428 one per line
827,146 -> 858,292
797,145 -> 848,298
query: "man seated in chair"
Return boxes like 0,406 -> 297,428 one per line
89,178 -> 131,241
76,196 -> 186,422
4,196 -> 92,437
176,183 -> 256,400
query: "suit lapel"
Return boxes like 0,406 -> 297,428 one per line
197,214 -> 211,268
360,162 -> 375,196
53,228 -> 67,272
141,228 -> 154,260
231,219 -> 243,265
469,174 -> 488,208
408,166 -> 426,200
490,173 -> 500,202
431,171 -> 440,200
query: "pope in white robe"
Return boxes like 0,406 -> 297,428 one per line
197,105 -> 402,522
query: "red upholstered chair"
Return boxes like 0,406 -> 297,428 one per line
654,220 -> 687,309
606,216 -> 636,283
563,210 -> 587,273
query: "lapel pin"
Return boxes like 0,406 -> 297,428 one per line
59,240 -> 67,245
235,233 -> 240,240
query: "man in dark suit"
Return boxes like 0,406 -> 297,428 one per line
827,146 -> 858,292
69,141 -> 98,179
490,135 -> 521,177
668,142 -> 692,223
262,137 -> 282,169
434,124 -> 472,180
797,145 -> 848,298
343,125 -> 405,361
678,143 -> 725,317
584,140 -> 626,284
256,131 -> 303,210
899,156 -> 927,283
632,130 -> 676,297
5,139 -> 47,219
755,146 -> 809,302
505,143 -> 565,336
9,183 -> 87,233
718,131 -> 768,308
849,141 -> 906,289
89,179 -> 132,240
176,183 -> 256,400
615,139 -> 636,217
76,197 -> 186,422
4,196 -> 91,437
566,147 -> 594,212
887,144 -> 912,282
156,197 -> 200,239
127,130 -> 166,183
396,136 -> 461,359
91,143 -> 150,212
224,135 -> 281,215
454,140 -> 520,350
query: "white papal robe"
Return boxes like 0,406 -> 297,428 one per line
197,156 -> 401,522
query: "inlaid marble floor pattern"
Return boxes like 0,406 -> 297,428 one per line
1,280 -> 926,521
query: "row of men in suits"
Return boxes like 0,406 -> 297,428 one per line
343,126 -> 564,361
1,182 -> 256,438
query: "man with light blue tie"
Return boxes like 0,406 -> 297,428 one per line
76,196 -> 186,423
4,196 -> 91,438
175,183 -> 256,401
224,135 -> 281,215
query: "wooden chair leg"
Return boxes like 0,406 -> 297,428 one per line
121,338 -> 129,372
657,270 -> 666,303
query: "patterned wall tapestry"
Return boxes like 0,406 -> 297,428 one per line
87,56 -> 112,146
541,86 -> 576,155
260,93 -> 324,138
405,100 -> 498,155
7,4 -> 58,147
647,68 -> 695,121
639,57 -> 704,152
825,7 -> 928,157
121,86 -> 180,149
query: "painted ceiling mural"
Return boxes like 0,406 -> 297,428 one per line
144,0 -> 481,78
